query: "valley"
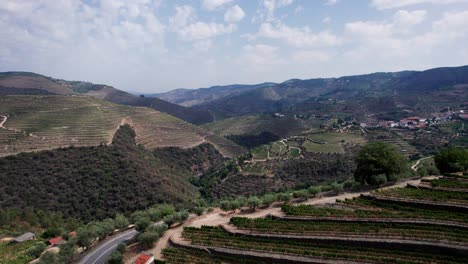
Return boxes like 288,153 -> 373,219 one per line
0,65 -> 466,264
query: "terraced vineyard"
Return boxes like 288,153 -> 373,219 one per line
163,184 -> 468,263
366,129 -> 419,157
0,95 -> 245,157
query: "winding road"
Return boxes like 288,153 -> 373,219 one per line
78,229 -> 137,264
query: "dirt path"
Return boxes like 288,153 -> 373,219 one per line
0,115 -> 7,128
411,156 -> 432,171
149,177 -> 430,261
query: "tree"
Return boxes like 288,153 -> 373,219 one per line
330,182 -> 344,194
307,186 -> 321,197
137,232 -> 159,249
293,190 -> 309,200
260,194 -> 277,207
26,242 -> 47,258
76,225 -> 96,249
278,193 -> 292,204
354,142 -> 408,185
114,214 -> 129,230
135,217 -> 151,232
247,196 -> 261,210
107,251 -> 123,264
434,147 -> 468,174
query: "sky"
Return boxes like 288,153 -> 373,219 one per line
1,0 -> 468,93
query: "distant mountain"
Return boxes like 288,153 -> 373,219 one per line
176,65 -> 468,120
153,82 -> 277,107
0,72 -> 214,125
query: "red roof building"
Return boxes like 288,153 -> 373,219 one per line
48,236 -> 63,246
133,252 -> 154,264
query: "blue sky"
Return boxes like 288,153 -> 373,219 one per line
1,0 -> 468,92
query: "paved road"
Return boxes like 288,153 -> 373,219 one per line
78,229 -> 137,264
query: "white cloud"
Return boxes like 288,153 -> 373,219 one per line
322,16 -> 332,23
257,22 -> 341,47
224,5 -> 245,23
202,0 -> 233,10
169,5 -> 196,30
254,0 -> 295,23
294,5 -> 303,14
292,50 -> 334,62
393,10 -> 427,26
325,0 -> 339,6
371,0 -> 468,10
177,22 -> 236,41
238,44 -> 282,66
277,0 -> 294,7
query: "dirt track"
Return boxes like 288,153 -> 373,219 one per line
149,177 -> 431,261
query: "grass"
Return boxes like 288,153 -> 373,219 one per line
0,241 -> 35,264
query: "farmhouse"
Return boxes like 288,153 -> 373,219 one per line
11,232 -> 35,243
133,252 -> 154,264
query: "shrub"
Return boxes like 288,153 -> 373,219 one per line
26,242 -> 47,258
107,251 -> 123,264
434,147 -> 468,174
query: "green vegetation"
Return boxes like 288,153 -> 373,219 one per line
375,187 -> 468,203
0,240 -> 35,264
226,132 -> 280,149
424,178 -> 468,189
282,202 -> 468,223
182,226 -> 467,264
230,217 -> 468,242
434,147 -> 468,173
354,142 -> 410,185
162,247 -> 267,264
0,125 -> 226,222
0,95 -> 244,158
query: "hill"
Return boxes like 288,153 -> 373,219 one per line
155,65 -> 468,120
0,95 -> 245,157
0,72 -> 214,124
0,125 -> 224,222
153,82 -> 276,107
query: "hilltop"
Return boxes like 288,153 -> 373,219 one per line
0,72 -> 213,124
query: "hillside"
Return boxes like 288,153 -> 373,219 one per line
0,72 -> 214,124
0,125 -> 224,222
153,82 -> 276,107
0,95 -> 245,157
155,65 -> 468,120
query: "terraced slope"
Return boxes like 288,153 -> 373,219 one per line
0,95 -> 244,157
163,184 -> 468,263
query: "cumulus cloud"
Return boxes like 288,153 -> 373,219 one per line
202,0 -> 233,10
224,5 -> 245,23
371,0 -> 468,9
257,22 -> 341,47
393,10 -> 427,26
169,5 -> 196,30
177,22 -> 236,41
